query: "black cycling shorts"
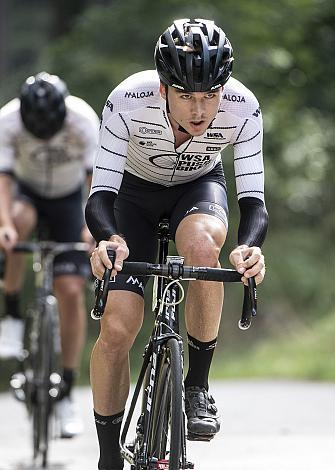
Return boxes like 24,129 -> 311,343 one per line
17,182 -> 91,279
109,162 -> 229,297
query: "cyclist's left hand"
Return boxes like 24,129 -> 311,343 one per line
81,225 -> 96,254
229,245 -> 265,286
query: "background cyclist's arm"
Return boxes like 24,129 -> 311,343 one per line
0,173 -> 18,250
0,100 -> 21,250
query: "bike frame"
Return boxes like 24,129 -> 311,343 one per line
119,220 -> 190,469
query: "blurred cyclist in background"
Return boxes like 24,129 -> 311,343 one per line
0,72 -> 99,437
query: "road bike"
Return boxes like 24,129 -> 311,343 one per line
91,219 -> 257,470
9,241 -> 89,468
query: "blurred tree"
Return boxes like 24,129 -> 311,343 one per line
1,0 -> 335,379
49,0 -> 89,37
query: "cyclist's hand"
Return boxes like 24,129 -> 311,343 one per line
81,225 -> 96,254
229,244 -> 265,286
90,235 -> 129,279
0,226 -> 19,251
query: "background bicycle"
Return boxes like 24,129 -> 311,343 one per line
9,240 -> 89,468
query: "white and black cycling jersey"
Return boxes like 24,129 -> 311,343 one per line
0,96 -> 100,198
90,69 -> 265,202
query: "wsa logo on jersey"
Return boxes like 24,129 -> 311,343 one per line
176,154 -> 212,172
206,132 -> 224,139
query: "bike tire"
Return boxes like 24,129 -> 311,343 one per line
31,297 -> 59,467
147,337 -> 183,470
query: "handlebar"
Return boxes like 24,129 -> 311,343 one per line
12,241 -> 90,255
91,249 -> 258,330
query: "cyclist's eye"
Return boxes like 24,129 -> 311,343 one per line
205,93 -> 215,99
180,94 -> 192,100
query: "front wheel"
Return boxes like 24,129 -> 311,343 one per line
30,296 -> 60,467
147,337 -> 184,470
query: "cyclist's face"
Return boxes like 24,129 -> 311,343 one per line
160,85 -> 223,136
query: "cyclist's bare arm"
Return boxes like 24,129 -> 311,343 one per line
0,174 -> 18,250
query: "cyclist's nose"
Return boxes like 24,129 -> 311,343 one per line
190,99 -> 205,119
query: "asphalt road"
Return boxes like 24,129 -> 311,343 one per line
0,380 -> 335,470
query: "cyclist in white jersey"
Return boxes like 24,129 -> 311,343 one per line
86,19 -> 268,470
0,72 -> 99,437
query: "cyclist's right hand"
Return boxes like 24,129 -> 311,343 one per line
0,226 -> 19,251
90,235 -> 129,279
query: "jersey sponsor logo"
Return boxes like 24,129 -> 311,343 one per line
149,153 -> 212,171
176,153 -> 211,172
206,132 -> 224,139
149,153 -> 176,169
223,93 -> 246,103
31,146 -> 80,165
139,140 -> 157,147
106,100 -> 113,112
139,127 -> 162,135
126,276 -> 144,293
125,91 -> 154,99
206,146 -> 221,152
253,107 -> 261,117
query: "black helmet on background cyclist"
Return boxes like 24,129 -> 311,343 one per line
155,18 -> 234,93
20,72 -> 68,139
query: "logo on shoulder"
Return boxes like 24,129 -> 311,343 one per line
106,100 -> 113,112
253,107 -> 261,117
125,91 -> 154,99
223,93 -> 246,103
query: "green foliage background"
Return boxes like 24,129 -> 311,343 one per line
1,0 -> 335,387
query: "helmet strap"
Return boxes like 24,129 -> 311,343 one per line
165,85 -> 189,134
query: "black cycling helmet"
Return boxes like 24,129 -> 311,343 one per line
20,72 -> 68,139
155,18 -> 234,92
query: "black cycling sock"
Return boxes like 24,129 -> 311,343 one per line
61,368 -> 76,398
94,409 -> 124,470
4,292 -> 22,319
184,334 -> 217,391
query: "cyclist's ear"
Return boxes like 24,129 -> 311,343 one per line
159,83 -> 167,100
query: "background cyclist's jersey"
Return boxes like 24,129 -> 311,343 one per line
0,96 -> 100,198
90,70 -> 265,202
